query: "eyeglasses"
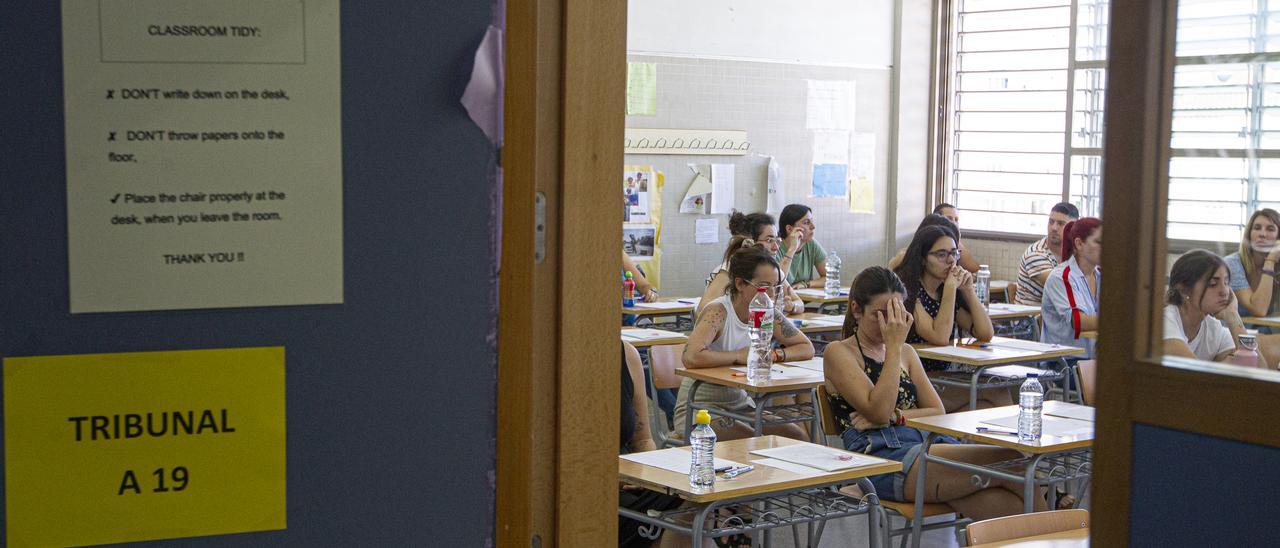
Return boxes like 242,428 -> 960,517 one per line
928,249 -> 962,261
758,236 -> 780,245
750,281 -> 786,295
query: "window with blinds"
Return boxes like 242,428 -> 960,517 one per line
944,0 -> 1108,236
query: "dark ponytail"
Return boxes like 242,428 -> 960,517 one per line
1167,249 -> 1228,306
841,266 -> 908,338
722,211 -> 776,264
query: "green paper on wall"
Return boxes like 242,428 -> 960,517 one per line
627,62 -> 657,116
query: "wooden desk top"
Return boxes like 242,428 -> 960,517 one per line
618,435 -> 901,503
1080,331 -> 1097,340
1243,316 -> 1280,328
620,327 -> 689,348
622,297 -> 697,316
988,303 -> 1042,320
914,337 -> 1084,366
788,312 -> 845,334
907,401 -> 1094,454
676,364 -> 825,393
968,527 -> 1089,547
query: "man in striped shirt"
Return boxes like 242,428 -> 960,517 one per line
1017,202 -> 1080,305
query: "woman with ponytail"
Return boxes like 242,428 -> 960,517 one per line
1041,217 -> 1102,357
697,211 -> 805,315
824,266 -> 1044,517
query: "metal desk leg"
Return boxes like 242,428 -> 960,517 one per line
810,388 -> 823,442
1023,453 -> 1047,514
753,393 -> 771,436
859,477 -> 883,548
909,432 -> 937,548
683,380 -> 705,441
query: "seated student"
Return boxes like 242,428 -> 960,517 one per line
1163,250 -> 1252,364
618,342 -> 684,547
622,251 -> 660,302
698,211 -> 805,316
888,214 -> 980,274
775,204 -> 825,290
676,246 -> 814,441
825,266 -> 1045,519
1016,202 -> 1080,306
1041,218 -> 1102,357
893,224 -> 999,410
1224,209 -> 1280,327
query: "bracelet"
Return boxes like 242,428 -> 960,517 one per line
779,347 -> 787,362
795,281 -> 807,289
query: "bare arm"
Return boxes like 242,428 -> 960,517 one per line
623,342 -> 657,452
912,269 -> 963,345
682,303 -> 748,368
887,248 -> 905,270
955,276 -> 994,341
697,271 -> 730,315
1241,251 -> 1280,316
782,284 -> 806,314
621,251 -> 657,301
1034,269 -> 1053,286
774,311 -> 815,362
1162,338 -> 1200,361
824,343 -> 901,425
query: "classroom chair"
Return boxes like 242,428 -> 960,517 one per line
817,386 -> 971,548
1077,359 -> 1096,406
964,508 -> 1089,545
646,344 -> 686,447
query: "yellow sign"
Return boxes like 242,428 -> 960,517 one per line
5,347 -> 286,546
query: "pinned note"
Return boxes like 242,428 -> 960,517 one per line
695,218 -> 719,244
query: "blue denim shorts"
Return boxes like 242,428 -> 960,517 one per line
841,425 -> 959,502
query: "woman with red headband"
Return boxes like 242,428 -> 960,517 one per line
1041,218 -> 1102,357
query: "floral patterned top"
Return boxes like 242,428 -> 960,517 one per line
828,344 -> 918,433
906,285 -> 968,372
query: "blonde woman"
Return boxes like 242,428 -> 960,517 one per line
1224,209 -> 1280,325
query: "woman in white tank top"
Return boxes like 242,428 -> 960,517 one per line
674,246 -> 815,441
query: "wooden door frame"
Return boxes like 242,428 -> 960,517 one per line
497,0 -> 626,546
1094,1 -> 1280,544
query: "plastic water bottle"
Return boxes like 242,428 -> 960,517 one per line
622,272 -> 636,307
825,251 -> 842,297
748,287 -> 774,382
1231,333 -> 1261,368
1018,374 -> 1044,442
976,264 -> 991,309
689,409 -> 717,488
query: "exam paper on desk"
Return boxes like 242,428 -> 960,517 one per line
980,415 -> 1093,437
622,328 -> 684,340
621,447 -> 744,475
750,443 -> 881,472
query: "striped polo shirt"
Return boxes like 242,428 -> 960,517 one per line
1016,237 -> 1059,305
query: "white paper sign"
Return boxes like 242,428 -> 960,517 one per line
710,163 -> 736,214
766,156 -> 786,214
695,218 -> 719,244
62,0 -> 343,312
806,80 -> 856,130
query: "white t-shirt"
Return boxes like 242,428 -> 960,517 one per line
1162,304 -> 1235,362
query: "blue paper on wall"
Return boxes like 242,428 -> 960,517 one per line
811,163 -> 848,198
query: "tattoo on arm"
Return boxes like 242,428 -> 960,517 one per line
777,311 -> 801,339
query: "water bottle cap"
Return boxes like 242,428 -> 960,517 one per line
625,271 -> 633,279
695,409 -> 711,425
756,286 -> 767,293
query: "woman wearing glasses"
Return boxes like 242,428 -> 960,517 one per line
676,245 -> 815,441
1041,218 -> 1102,357
698,211 -> 806,316
894,224 -> 998,410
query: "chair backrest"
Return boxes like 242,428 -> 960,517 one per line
647,344 -> 685,390
1077,359 -> 1097,406
815,384 -> 841,437
965,509 -> 1089,545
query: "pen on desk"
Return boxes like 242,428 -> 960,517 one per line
722,465 -> 754,478
976,426 -> 1019,436
678,299 -> 697,304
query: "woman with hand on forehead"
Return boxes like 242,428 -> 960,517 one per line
824,266 -> 1044,518
676,246 -> 815,441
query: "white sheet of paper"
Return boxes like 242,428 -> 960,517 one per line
710,163 -> 735,214
980,365 -> 1044,378
806,80 -> 856,130
782,357 -> 825,372
800,317 -> 843,327
981,415 -> 1094,438
676,297 -> 702,306
795,288 -> 847,299
630,301 -> 693,310
994,339 -> 1076,352
621,447 -> 744,475
811,130 -> 850,164
751,458 -> 824,475
621,328 -> 684,340
1045,406 -> 1096,422
918,345 -> 1018,361
695,218 -> 719,244
749,444 -> 881,472
766,156 -> 786,214
989,303 -> 1042,315
729,366 -> 822,380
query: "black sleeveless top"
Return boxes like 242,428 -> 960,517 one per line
905,284 -> 969,372
620,350 -> 637,454
827,341 -> 918,433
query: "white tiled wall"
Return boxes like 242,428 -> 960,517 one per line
625,55 -> 893,297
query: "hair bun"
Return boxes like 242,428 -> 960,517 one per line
741,238 -> 756,248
